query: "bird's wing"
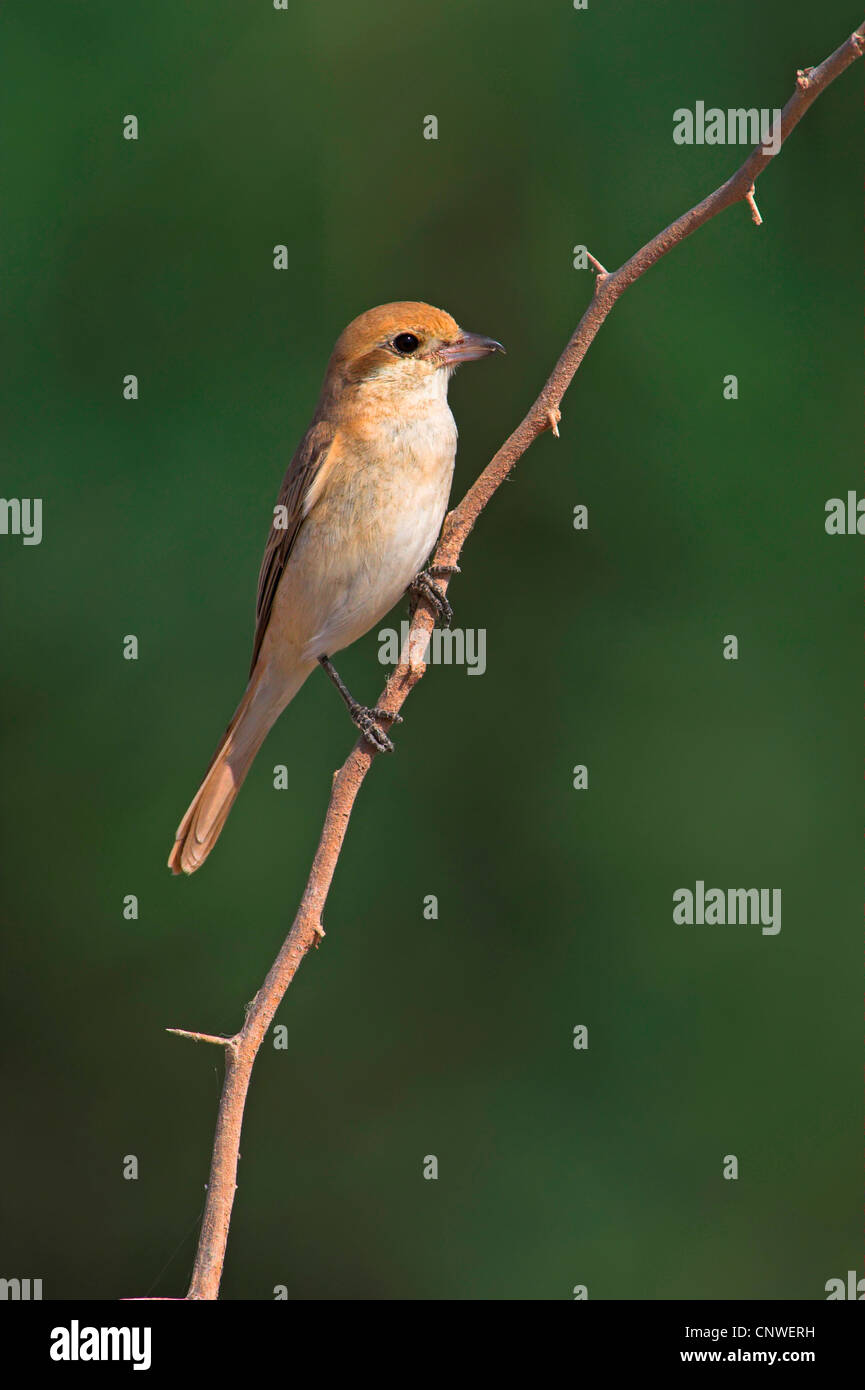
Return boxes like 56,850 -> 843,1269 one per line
250,418 -> 336,673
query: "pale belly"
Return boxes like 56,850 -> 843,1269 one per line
263,420 -> 457,668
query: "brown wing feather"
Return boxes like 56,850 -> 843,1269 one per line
249,418 -> 335,673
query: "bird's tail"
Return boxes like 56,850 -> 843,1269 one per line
167,663 -> 309,876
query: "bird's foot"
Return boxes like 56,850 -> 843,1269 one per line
351,703 -> 402,754
409,564 -> 459,627
318,656 -> 402,754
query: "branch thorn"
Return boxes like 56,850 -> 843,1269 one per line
167,1027 -> 233,1047
745,185 -> 763,226
545,407 -> 562,438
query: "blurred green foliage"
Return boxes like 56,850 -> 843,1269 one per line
0,0 -> 860,1299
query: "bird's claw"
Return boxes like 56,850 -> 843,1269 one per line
409,568 -> 455,627
352,706 -> 399,754
318,654 -> 401,753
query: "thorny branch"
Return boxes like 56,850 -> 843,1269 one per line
154,21 -> 865,1300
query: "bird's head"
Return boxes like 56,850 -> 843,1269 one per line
323,301 -> 504,406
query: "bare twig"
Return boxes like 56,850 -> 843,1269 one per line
585,250 -> 609,279
745,184 -> 763,225
165,1028 -> 234,1048
159,20 -> 865,1300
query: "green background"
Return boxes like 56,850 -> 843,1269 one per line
0,0 -> 861,1300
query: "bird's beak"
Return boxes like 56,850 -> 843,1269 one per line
439,331 -> 505,365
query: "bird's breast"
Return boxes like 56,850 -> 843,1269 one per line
274,404 -> 458,663
336,402 -> 458,584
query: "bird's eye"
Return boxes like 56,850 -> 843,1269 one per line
392,332 -> 420,355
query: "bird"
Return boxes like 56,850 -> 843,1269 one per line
168,300 -> 503,875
